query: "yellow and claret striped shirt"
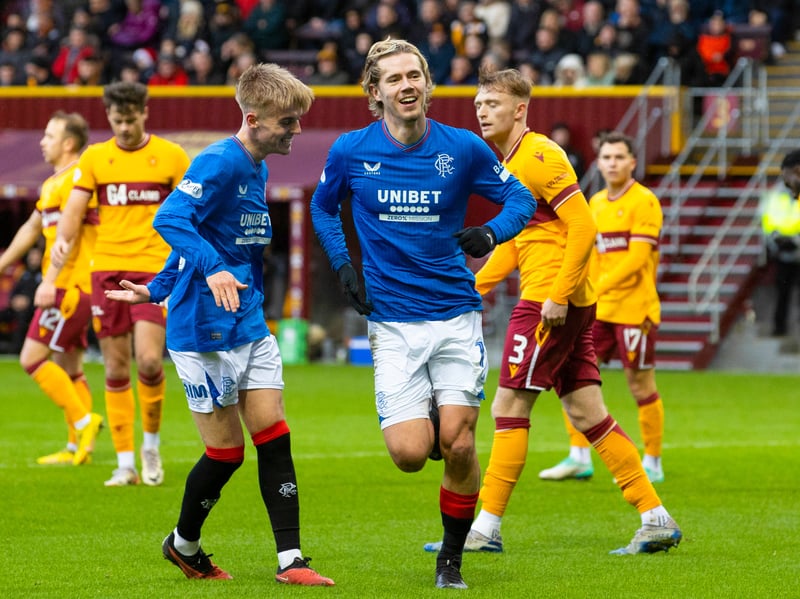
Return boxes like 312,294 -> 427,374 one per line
589,179 -> 662,325
476,129 -> 596,307
72,134 -> 190,273
39,162 -> 97,293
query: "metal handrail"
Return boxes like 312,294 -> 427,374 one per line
686,99 -> 800,341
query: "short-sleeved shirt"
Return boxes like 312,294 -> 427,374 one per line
72,134 -> 190,274
589,180 -> 662,325
38,162 -> 97,293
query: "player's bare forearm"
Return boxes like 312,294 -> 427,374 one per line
105,280 -> 151,304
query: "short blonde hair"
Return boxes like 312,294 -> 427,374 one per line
235,63 -> 314,117
361,38 -> 434,119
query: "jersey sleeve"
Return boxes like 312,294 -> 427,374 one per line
467,134 -> 537,244
147,250 -> 181,303
152,153 -> 226,277
475,239 -> 519,296
310,135 -> 354,271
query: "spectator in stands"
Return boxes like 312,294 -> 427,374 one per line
172,0 -> 207,61
345,31 -> 375,83
117,57 -> 144,83
339,7 -> 369,53
0,59 -> 21,85
480,40 -> 511,72
516,57 -> 542,85
612,51 -> 645,84
553,52 -> 587,87
364,0 -> 413,39
207,0 -> 242,61
443,53 -> 478,85
761,150 -> 800,337
665,31 -> 708,88
697,10 -> 732,86
107,0 -> 160,54
647,0 -> 696,62
131,46 -> 156,81
529,26 -> 567,84
593,20 -> 621,56
474,0 -> 511,44
187,41 -> 225,85
244,0 -> 289,53
219,31 -> 255,76
366,0 -> 410,42
550,121 -> 586,179
611,0 -> 652,67
225,50 -> 257,85
506,0 -> 542,63
409,0 -> 447,46
463,32 -> 488,72
450,0 -> 488,55
73,53 -> 107,85
80,0 -> 125,47
307,44 -> 350,85
419,21 -> 455,83
148,52 -> 189,86
539,7 -> 578,54
585,50 -> 615,85
0,26 -> 30,74
24,54 -> 58,85
52,24 -> 98,85
575,0 -> 607,57
25,8 -> 61,61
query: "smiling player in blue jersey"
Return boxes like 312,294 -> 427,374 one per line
105,64 -> 334,587
311,39 -> 537,590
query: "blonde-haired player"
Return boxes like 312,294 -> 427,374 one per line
0,111 -> 103,465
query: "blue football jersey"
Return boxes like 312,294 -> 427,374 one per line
149,136 -> 271,352
311,118 -> 537,322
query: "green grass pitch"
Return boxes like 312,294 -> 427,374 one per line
1,358 -> 798,598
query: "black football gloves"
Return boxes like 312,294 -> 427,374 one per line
453,226 -> 497,258
337,263 -> 373,316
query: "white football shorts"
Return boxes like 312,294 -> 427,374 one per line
368,311 -> 488,429
169,335 -> 284,414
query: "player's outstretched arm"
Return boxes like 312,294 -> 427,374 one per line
105,280 -> 151,304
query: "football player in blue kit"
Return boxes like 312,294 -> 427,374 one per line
105,64 -> 334,586
310,39 -> 537,590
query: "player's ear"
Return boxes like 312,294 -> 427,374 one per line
245,112 -> 259,128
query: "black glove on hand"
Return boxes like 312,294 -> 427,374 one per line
337,263 -> 373,316
453,226 -> 497,258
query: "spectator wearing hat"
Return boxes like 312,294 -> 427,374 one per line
208,0 -> 242,61
307,44 -> 350,85
553,52 -> 587,87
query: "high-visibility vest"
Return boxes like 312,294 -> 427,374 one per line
761,189 -> 800,236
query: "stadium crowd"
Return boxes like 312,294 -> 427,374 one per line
0,0 -> 794,89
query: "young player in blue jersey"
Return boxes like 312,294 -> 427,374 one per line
104,63 -> 334,587
310,38 -> 537,590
